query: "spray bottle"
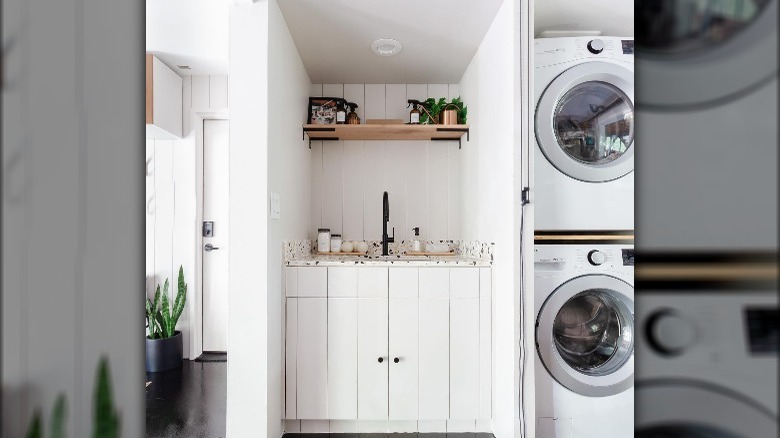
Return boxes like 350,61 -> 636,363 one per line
407,99 -> 422,124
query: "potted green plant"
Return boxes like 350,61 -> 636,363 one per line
145,266 -> 187,372
419,96 -> 468,125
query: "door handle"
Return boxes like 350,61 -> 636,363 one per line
205,244 -> 220,252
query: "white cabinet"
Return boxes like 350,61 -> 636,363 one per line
284,266 -> 491,423
388,297 -> 419,419
357,298 -> 389,419
296,298 -> 328,419
328,298 -> 358,418
418,297 -> 449,419
145,54 -> 182,139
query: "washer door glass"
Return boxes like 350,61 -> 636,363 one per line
536,274 -> 635,396
553,289 -> 634,376
554,81 -> 634,165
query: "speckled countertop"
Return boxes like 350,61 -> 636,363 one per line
284,240 -> 493,267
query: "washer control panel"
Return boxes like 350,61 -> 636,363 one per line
534,245 -> 634,274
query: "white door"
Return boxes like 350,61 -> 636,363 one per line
418,298 -> 449,419
357,298 -> 389,419
202,119 -> 229,352
297,298 -> 328,419
328,298 -> 358,419
389,297 -> 419,420
450,298 -> 480,419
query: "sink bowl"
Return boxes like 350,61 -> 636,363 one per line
370,255 -> 431,262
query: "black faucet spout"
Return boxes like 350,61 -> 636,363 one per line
382,191 -> 394,255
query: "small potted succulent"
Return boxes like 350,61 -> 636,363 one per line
145,266 -> 187,372
419,96 -> 468,125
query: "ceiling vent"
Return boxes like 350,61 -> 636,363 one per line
370,38 -> 402,57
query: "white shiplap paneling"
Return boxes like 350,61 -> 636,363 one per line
364,84 -> 386,120
310,83 -> 462,241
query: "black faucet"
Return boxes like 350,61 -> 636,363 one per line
382,191 -> 394,256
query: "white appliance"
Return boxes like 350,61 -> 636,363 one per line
636,289 -> 778,437
634,0 -> 778,250
534,244 -> 635,438
534,37 -> 634,231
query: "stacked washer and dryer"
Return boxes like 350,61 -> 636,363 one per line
532,36 -> 636,438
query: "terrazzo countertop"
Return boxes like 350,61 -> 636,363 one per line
284,240 -> 493,267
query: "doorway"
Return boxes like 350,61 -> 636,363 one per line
201,118 -> 229,353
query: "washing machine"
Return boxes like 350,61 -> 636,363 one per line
635,269 -> 778,438
534,243 -> 635,438
534,36 -> 635,231
634,0 -> 778,250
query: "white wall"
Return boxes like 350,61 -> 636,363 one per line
145,74 -> 228,360
227,1 -> 270,436
268,1 -> 313,437
309,83 -> 461,242
458,0 -> 524,437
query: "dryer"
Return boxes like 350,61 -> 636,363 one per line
534,243 -> 635,438
534,37 -> 635,231
634,0 -> 778,250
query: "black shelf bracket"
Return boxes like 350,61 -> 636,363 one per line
434,126 -> 469,149
307,137 -> 340,149
431,137 -> 463,149
303,127 -> 338,149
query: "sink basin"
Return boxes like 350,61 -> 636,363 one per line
370,255 -> 431,262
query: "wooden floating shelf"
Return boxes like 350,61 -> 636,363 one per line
303,124 -> 469,149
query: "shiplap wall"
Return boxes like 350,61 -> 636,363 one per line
310,83 -> 463,242
146,74 -> 228,359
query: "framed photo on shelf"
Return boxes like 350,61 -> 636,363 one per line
308,97 -> 340,124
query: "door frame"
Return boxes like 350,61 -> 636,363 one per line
193,110 -> 229,359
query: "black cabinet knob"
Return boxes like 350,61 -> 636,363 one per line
393,357 -> 400,363
377,357 -> 384,363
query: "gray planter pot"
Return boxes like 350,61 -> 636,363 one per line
145,331 -> 183,373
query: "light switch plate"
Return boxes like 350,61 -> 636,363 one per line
270,192 -> 281,219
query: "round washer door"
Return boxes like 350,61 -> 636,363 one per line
636,381 -> 778,438
636,0 -> 777,108
536,61 -> 635,182
536,274 -> 634,397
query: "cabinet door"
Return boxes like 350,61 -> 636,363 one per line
450,298 -> 480,419
285,299 -> 298,419
389,298 -> 419,420
328,298 -> 358,419
297,298 -> 328,419
418,298 -> 449,419
357,298 -> 389,419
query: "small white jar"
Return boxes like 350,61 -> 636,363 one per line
317,228 -> 331,253
330,234 -> 342,253
341,241 -> 354,253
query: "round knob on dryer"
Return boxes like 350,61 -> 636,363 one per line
587,39 -> 605,54
587,250 -> 607,266
645,310 -> 697,356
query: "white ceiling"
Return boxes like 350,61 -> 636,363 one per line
146,0 -> 229,76
534,0 -> 634,38
145,0 -> 633,80
277,0 -> 505,84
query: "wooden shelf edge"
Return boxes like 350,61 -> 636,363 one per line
302,123 -> 469,143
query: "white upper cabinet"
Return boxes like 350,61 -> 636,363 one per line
146,54 -> 182,139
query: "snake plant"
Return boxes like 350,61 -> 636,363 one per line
146,266 -> 187,339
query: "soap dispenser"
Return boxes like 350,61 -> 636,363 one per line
412,227 -> 423,252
